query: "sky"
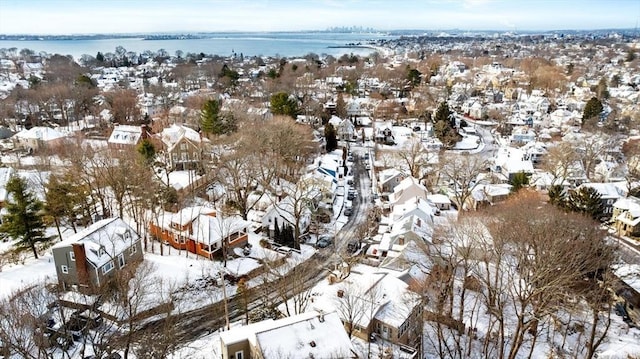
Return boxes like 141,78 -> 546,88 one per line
0,0 -> 638,35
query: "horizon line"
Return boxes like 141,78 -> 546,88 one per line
0,27 -> 637,38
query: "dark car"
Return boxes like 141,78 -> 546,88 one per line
347,240 -> 360,253
344,207 -> 353,216
316,235 -> 333,248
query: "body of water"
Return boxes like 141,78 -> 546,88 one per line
0,32 -> 393,60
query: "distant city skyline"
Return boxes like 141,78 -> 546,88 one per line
1,0 -> 638,35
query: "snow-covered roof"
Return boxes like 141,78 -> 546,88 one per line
579,182 -> 627,199
613,196 -> 640,216
107,125 -> 144,145
14,126 -> 65,141
170,206 -> 215,227
160,124 -> 201,149
427,193 -> 450,205
191,214 -> 251,246
303,264 -> 421,330
494,146 -> 534,174
51,218 -> 140,268
614,264 -> 640,294
472,183 -> 513,202
255,311 -> 354,359
389,176 -> 428,207
221,311 -> 354,359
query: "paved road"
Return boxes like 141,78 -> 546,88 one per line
334,145 -> 373,254
140,145 -> 376,342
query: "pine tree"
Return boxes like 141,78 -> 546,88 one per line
201,99 -> 236,136
510,172 -> 530,193
273,220 -> 281,242
270,92 -> 299,118
137,138 -> 156,165
582,97 -> 603,127
406,67 -> 422,88
567,186 -> 605,221
0,176 -> 49,259
547,184 -> 566,208
433,102 -> 461,148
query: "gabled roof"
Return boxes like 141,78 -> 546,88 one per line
160,124 -> 201,150
255,311 -> 354,359
579,182 -> 627,199
14,126 -> 65,141
471,183 -> 512,202
52,218 -> 140,268
170,206 -> 215,227
108,125 -> 144,145
613,196 -> 640,218
305,264 -> 421,330
191,214 -> 251,245
389,176 -> 428,207
262,196 -> 311,230
221,311 -> 354,359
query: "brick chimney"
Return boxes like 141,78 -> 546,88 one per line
140,124 -> 149,140
72,243 -> 90,288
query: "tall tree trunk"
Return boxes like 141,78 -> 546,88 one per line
30,238 -> 38,259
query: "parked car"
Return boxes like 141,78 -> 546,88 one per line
347,240 -> 360,253
344,207 -> 353,216
316,235 -> 333,248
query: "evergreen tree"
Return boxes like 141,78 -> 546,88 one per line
274,220 -> 281,242
324,123 -> 338,152
200,99 -> 236,136
582,97 -> 603,127
270,92 -> 299,118
509,172 -> 530,193
0,176 -> 49,259
96,51 -> 104,63
282,225 -> 295,248
137,139 -> 156,165
567,186 -> 605,221
406,67 -> 422,88
44,174 -> 84,239
433,102 -> 461,148
547,184 -> 566,208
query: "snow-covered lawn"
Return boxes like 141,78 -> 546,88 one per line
0,252 -> 56,299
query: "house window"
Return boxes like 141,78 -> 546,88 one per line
102,261 -> 114,274
235,351 -> 244,359
69,252 -> 75,261
61,265 -> 68,274
180,143 -> 187,150
118,254 -> 125,268
98,247 -> 105,257
181,152 -> 188,161
130,244 -> 137,255
124,230 -> 131,241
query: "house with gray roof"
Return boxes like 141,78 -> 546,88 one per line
51,217 -> 143,293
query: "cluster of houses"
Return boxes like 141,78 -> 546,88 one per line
2,32 -> 640,356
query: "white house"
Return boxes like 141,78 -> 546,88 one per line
12,126 -> 66,152
219,310 -> 355,359
388,176 -> 428,211
261,196 -> 311,239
